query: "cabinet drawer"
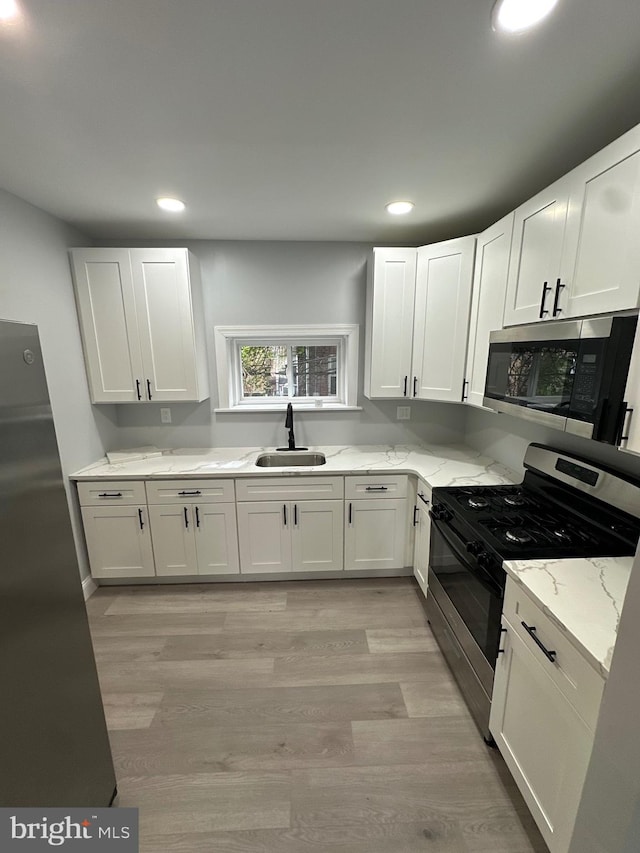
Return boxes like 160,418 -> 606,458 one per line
345,475 -> 408,499
145,479 -> 235,504
503,579 -> 604,731
77,480 -> 146,506
235,477 -> 344,502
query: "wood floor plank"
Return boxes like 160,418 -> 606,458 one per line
224,606 -> 425,633
96,659 -> 274,692
366,627 -> 438,653
285,583 -> 420,609
116,771 -> 291,834
152,683 -> 408,728
105,589 -> 287,615
109,721 -> 354,774
91,636 -> 168,663
101,692 -> 164,730
89,612 -> 226,637
400,679 -> 471,718
159,629 -> 368,660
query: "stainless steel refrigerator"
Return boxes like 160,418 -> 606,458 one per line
0,319 -> 116,807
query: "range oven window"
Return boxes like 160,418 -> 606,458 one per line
429,523 -> 503,667
485,340 -> 580,415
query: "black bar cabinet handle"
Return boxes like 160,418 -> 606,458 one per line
283,504 -> 287,526
135,379 -> 142,401
539,281 -> 552,318
413,376 -> 417,398
417,492 -> 430,506
183,506 -> 189,529
178,490 -> 202,496
98,492 -> 122,498
294,503 -> 298,526
365,486 -> 388,492
461,379 -> 469,402
413,505 -> 419,526
348,502 -> 352,524
497,626 -> 507,655
618,405 -> 633,444
552,278 -> 565,316
521,621 -> 556,662
195,506 -> 200,528
403,375 -> 408,397
138,508 -> 144,530
146,378 -> 152,400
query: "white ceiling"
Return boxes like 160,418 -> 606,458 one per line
2,0 -> 640,243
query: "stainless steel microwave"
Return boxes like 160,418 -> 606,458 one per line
483,315 -> 638,445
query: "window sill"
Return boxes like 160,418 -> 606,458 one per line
214,405 -> 363,414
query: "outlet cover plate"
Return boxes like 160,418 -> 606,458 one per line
160,408 -> 172,424
397,406 -> 411,420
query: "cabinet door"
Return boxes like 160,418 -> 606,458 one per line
344,498 -> 407,571
194,503 -> 240,576
465,214 -> 514,407
236,502 -> 292,574
490,620 -> 595,853
70,248 -> 144,403
412,490 -> 431,597
561,134 -> 640,318
148,504 -> 197,576
130,248 -> 201,402
81,505 -> 155,579
291,500 -> 343,572
621,325 -> 640,456
412,237 -> 475,402
365,248 -> 416,398
504,178 -> 570,326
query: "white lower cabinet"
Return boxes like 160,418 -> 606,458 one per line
490,579 -> 604,853
148,503 -> 239,577
344,476 -> 409,571
412,481 -> 431,596
80,504 -> 155,579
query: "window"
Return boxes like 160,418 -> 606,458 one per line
214,325 -> 359,411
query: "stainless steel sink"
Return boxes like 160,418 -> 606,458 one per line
255,452 -> 326,467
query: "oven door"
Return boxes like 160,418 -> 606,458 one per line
428,517 -> 504,674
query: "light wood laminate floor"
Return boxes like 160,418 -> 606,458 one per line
87,578 -> 548,853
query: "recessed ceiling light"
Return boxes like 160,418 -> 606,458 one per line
156,197 -> 185,213
386,201 -> 414,216
491,0 -> 559,34
0,0 -> 20,21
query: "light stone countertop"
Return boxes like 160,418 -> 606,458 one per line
503,557 -> 634,677
71,443 -> 519,488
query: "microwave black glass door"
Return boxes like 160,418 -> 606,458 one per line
485,338 -> 580,416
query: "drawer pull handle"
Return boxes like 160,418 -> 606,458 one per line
521,621 -> 556,663
365,486 -> 388,491
417,492 -> 430,506
98,492 -> 123,498
178,490 -> 202,496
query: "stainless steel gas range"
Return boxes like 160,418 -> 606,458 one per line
425,443 -> 640,741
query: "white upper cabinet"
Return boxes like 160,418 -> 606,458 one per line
503,176 -> 571,326
364,248 -> 417,398
412,236 -> 475,402
364,238 -> 475,402
561,127 -> 640,318
504,125 -> 640,326
71,247 -> 209,403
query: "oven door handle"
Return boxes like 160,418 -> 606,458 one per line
429,516 -> 504,598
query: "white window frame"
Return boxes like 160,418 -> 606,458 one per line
214,324 -> 360,412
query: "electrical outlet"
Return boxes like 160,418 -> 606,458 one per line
396,406 -> 411,420
160,407 -> 172,424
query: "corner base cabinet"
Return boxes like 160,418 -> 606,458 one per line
490,579 -> 604,853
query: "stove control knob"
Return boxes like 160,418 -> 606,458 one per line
431,504 -> 452,522
466,541 -> 483,557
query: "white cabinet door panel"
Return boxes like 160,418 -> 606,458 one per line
130,249 -> 199,401
71,249 -> 143,402
365,248 -> 416,398
412,237 -> 475,401
237,502 -> 292,574
412,487 -> 431,597
291,500 -> 343,572
345,498 -> 407,571
148,504 -> 196,576
466,214 -> 513,407
81,505 -> 155,579
195,503 -> 240,576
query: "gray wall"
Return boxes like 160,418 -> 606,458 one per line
464,407 -> 640,479
0,189 -> 115,581
108,240 -> 466,450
